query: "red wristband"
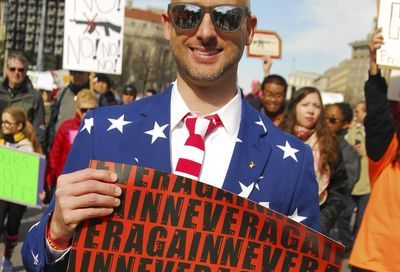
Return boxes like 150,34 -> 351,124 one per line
46,220 -> 72,250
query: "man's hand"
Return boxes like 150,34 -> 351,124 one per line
49,169 -> 121,242
369,28 -> 384,76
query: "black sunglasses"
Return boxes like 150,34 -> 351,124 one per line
168,3 -> 250,32
8,67 -> 25,73
80,107 -> 95,114
327,116 -> 342,124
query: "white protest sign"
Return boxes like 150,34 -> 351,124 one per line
63,0 -> 125,74
388,70 -> 400,101
247,30 -> 282,59
377,0 -> 400,68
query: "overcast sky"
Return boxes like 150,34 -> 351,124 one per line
131,0 -> 377,92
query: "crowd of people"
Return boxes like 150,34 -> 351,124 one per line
0,1 -> 398,271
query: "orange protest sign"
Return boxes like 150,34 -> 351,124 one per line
67,160 -> 344,271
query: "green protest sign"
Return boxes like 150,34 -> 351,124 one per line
0,146 -> 45,207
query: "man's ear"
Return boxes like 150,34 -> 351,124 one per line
246,15 -> 258,46
161,12 -> 172,41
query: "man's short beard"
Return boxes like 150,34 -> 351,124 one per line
172,52 -> 240,83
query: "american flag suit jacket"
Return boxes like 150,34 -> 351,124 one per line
22,85 -> 320,271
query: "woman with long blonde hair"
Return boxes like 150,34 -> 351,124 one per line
0,106 -> 41,271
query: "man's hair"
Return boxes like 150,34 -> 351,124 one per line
6,51 -> 28,69
335,102 -> 353,124
261,74 -> 288,93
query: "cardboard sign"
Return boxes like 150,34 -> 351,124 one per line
67,160 -> 344,272
63,0 -> 125,74
388,69 -> 400,101
377,0 -> 400,68
0,146 -> 45,207
247,30 -> 282,59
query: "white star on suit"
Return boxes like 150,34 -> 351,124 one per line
259,202 -> 270,208
277,140 -> 299,162
288,208 -> 307,223
255,176 -> 264,190
31,250 -> 39,266
80,118 -> 94,134
145,122 -> 169,144
255,116 -> 267,133
107,115 -> 132,133
238,181 -> 255,198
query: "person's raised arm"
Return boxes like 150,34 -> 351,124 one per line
365,28 -> 396,161
262,55 -> 272,77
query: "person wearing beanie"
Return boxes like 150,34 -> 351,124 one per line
93,73 -> 119,107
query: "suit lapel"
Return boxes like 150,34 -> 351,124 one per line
135,86 -> 173,173
223,100 -> 272,197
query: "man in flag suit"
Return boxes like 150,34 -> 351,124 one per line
22,0 -> 320,270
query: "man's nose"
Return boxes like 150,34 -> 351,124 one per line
195,13 -> 218,42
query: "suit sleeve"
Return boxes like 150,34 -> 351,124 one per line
291,144 -> 321,231
21,111 -> 95,272
364,72 -> 396,162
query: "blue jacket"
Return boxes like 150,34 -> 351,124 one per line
22,86 -> 320,271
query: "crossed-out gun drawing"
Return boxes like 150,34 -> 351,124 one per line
71,13 -> 122,36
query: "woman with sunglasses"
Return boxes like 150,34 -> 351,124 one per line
280,87 -> 348,235
0,106 -> 42,272
325,103 -> 361,257
349,28 -> 400,272
44,89 -> 98,203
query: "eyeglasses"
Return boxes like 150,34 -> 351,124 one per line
263,92 -> 284,100
1,120 -> 19,127
326,116 -> 342,124
8,67 -> 25,73
168,3 -> 250,32
79,107 -> 96,114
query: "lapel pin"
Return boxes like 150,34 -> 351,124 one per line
249,161 -> 256,169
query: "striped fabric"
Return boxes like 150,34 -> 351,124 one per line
175,114 -> 222,179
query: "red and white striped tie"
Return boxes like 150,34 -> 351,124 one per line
175,114 -> 222,179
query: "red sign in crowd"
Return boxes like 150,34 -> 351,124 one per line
67,160 -> 344,272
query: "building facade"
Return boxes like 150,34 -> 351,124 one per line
122,8 -> 176,94
287,71 -> 321,99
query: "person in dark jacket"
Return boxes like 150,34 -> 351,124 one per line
247,56 -> 287,126
121,84 -> 137,105
0,52 -> 46,151
280,87 -> 348,235
349,27 -> 400,272
93,73 -> 119,107
254,74 -> 287,126
326,103 -> 360,191
46,70 -> 90,152
325,103 -> 361,253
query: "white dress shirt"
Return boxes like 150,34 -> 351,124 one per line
170,81 -> 242,188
